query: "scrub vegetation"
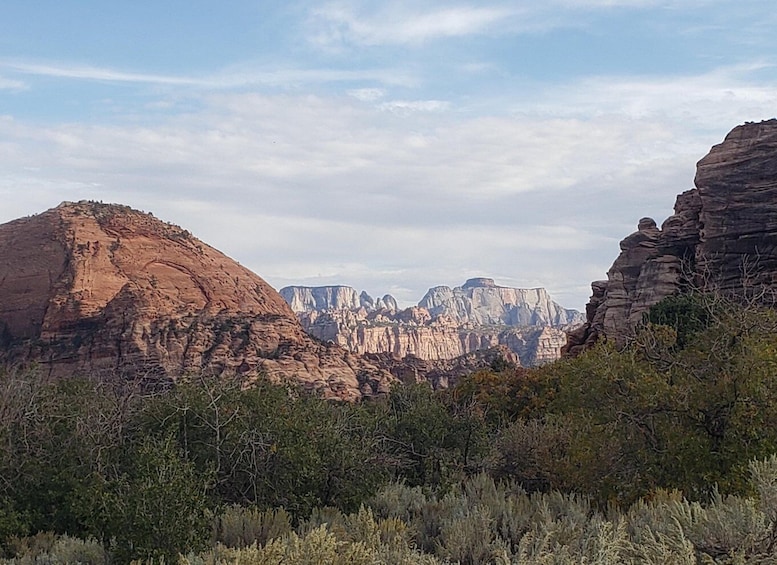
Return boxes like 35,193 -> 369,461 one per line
3,292 -> 777,563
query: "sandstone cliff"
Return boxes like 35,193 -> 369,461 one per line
566,119 -> 777,353
284,278 -> 582,367
280,286 -> 398,314
419,278 -> 583,327
0,201 -> 394,399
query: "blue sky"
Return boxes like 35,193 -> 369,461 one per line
1,1 -> 776,309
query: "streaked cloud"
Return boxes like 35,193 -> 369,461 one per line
379,99 -> 450,114
347,87 -> 386,101
0,76 -> 26,90
524,63 -> 777,129
0,59 -> 417,89
2,60 -> 203,86
305,0 -> 725,49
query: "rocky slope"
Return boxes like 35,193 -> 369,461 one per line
281,278 -> 582,367
566,119 -> 777,353
364,345 -> 521,389
0,201 -> 394,399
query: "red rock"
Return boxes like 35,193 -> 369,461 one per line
0,201 -> 393,399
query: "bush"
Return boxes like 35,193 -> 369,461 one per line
99,434 -> 213,563
214,506 -> 292,549
2,533 -> 106,564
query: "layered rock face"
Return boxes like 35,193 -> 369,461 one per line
282,278 -> 582,368
281,286 -> 398,313
0,202 -> 394,399
420,278 -> 583,327
566,119 -> 777,353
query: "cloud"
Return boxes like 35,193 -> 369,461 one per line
0,76 -> 26,90
0,59 -> 417,89
308,3 -> 515,47
347,87 -> 386,101
523,63 -> 777,131
305,0 -> 724,49
379,99 -> 450,114
1,59 -> 773,309
1,60 -> 203,86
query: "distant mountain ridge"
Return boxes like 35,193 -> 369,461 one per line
280,286 -> 398,313
280,278 -> 583,367
419,278 -> 583,327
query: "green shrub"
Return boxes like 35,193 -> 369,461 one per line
100,434 -> 213,563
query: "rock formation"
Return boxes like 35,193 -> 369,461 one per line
0,201 -> 394,399
280,286 -> 366,313
566,119 -> 777,353
420,278 -> 583,327
281,278 -> 583,368
365,345 -> 521,390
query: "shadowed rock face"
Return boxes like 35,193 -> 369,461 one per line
364,345 -> 521,390
566,119 -> 777,354
0,201 -> 394,399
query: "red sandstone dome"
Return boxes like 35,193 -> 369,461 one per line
0,201 -> 393,399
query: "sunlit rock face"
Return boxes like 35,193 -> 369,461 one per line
0,201 -> 394,400
566,119 -> 777,354
281,278 -> 583,368
419,278 -> 584,327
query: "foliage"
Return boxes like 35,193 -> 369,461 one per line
98,434 -> 213,563
375,382 -> 489,488
139,375 -> 390,517
4,292 -> 777,561
451,366 -> 554,425
535,294 -> 777,502
7,447 -> 777,563
0,533 -> 107,564
214,506 -> 292,549
645,292 -> 712,349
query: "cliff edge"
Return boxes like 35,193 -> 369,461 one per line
566,119 -> 777,354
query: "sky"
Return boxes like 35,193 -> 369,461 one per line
1,1 -> 776,310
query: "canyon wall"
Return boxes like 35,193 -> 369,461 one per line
282,278 -> 582,367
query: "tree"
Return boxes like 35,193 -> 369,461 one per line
98,434 -> 212,563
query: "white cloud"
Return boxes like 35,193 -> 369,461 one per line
0,76 -> 26,90
1,61 -> 773,309
2,60 -> 203,86
379,99 -> 450,114
0,59 -> 417,89
308,3 -> 522,47
523,64 -> 777,132
347,87 -> 386,101
305,0 -> 725,49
